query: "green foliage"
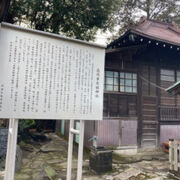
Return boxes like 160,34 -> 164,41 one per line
6,0 -> 121,41
18,119 -> 35,134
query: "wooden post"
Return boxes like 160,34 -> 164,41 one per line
77,120 -> 85,180
169,140 -> 173,170
5,118 -> 19,180
179,142 -> 180,171
174,140 -> 178,171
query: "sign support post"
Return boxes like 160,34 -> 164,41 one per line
67,120 -> 75,180
5,118 -> 19,180
77,120 -> 85,180
67,120 -> 85,180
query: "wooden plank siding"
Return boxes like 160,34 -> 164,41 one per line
103,93 -> 137,118
137,62 -> 159,148
55,45 -> 180,149
121,120 -> 137,145
160,125 -> 180,144
97,120 -> 120,147
84,121 -> 97,147
141,96 -> 158,148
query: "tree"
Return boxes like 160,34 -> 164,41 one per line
5,0 -> 121,41
113,0 -> 180,37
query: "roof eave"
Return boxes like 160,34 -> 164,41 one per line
131,29 -> 180,47
107,28 -> 180,49
166,81 -> 180,95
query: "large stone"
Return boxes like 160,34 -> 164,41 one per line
114,167 -> 142,180
0,128 -> 8,158
20,143 -> 38,152
0,145 -> 22,172
15,145 -> 23,171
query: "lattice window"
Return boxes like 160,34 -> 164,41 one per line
104,71 -> 137,93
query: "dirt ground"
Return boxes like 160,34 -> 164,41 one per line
0,133 -> 177,180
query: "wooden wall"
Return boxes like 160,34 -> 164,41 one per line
55,45 -> 180,149
103,93 -> 137,117
97,119 -> 137,147
160,125 -> 180,144
97,120 -> 120,147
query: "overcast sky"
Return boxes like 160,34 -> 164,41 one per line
95,8 -> 147,46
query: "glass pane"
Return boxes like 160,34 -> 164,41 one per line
120,72 -> 124,78
133,73 -> 137,79
177,71 -> 180,77
160,69 -> 174,76
106,77 -> 113,85
125,73 -> 132,79
105,71 -> 113,77
120,79 -> 124,85
114,78 -> 118,85
133,87 -> 137,93
125,86 -> 132,92
114,86 -> 118,91
105,85 -> 113,91
125,79 -> 132,86
161,75 -> 175,82
133,80 -> 137,86
114,72 -> 119,78
120,86 -> 124,92
177,76 -> 180,82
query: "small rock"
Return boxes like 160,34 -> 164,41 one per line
144,166 -> 154,170
105,175 -> 114,180
142,156 -> 153,161
44,165 -> 56,178
114,167 -> 142,180
40,145 -> 61,153
21,168 -> 32,173
0,171 -> 5,179
22,158 -> 29,165
15,174 -> 30,180
150,177 -> 164,180
47,159 -> 62,164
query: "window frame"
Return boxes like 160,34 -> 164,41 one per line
160,68 -> 175,82
104,69 -> 137,94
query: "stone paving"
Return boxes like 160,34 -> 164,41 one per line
0,133 -> 176,179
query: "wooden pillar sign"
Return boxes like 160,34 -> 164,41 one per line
0,22 -> 105,180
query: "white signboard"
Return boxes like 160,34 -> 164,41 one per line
0,23 -> 105,120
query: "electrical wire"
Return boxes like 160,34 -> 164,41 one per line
139,75 -> 166,91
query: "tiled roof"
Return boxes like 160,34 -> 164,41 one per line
108,19 -> 180,48
132,19 -> 180,46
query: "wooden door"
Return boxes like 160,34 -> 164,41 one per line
121,120 -> 137,146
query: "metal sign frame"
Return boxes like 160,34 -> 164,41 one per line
0,22 -> 105,120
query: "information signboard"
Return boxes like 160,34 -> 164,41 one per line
0,23 -> 105,120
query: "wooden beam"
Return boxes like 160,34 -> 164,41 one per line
156,50 -> 161,147
106,44 -> 147,54
137,62 -> 143,148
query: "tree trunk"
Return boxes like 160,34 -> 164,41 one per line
146,0 -> 151,19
